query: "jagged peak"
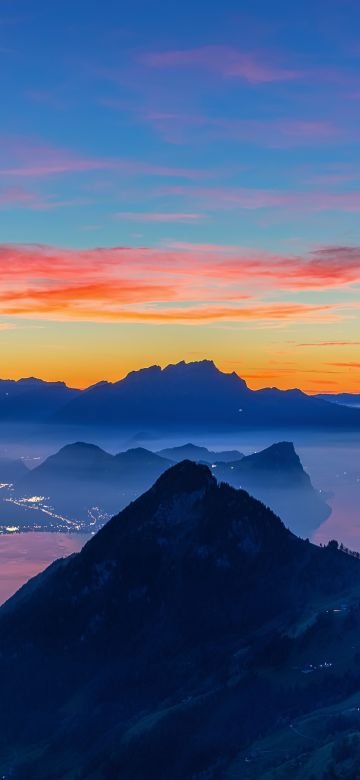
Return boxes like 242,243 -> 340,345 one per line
118,359 -> 248,388
163,359 -> 217,373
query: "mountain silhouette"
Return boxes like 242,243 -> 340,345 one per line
51,360 -> 360,430
316,392 -> 360,408
1,362 -> 360,430
0,460 -> 359,778
11,440 -> 330,535
157,442 -> 244,462
0,377 -> 79,421
210,441 -> 330,535
13,443 -> 172,526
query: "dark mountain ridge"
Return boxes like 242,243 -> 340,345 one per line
0,461 -> 359,779
1,360 -> 359,430
0,376 -> 80,421
157,442 -> 244,463
51,360 -> 360,430
316,392 -> 360,408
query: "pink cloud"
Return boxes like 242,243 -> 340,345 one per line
142,110 -> 342,146
114,211 -> 206,223
0,186 -> 95,211
0,135 -> 209,181
302,164 -> 360,186
0,186 -> 41,208
163,184 -> 360,212
141,45 -> 301,83
162,241 -> 238,252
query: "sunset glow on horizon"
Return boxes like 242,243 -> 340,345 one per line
1,0 -> 360,394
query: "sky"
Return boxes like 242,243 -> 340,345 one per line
1,0 -> 360,391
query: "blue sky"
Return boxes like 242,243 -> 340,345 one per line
0,0 -> 359,390
2,0 -> 360,248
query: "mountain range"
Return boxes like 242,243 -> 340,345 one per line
316,392 -> 360,408
1,361 -> 360,431
3,440 -> 331,536
0,460 -> 359,778
0,377 -> 79,421
157,442 -> 244,462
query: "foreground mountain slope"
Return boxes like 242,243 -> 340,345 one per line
0,461 -> 360,779
52,360 -> 360,430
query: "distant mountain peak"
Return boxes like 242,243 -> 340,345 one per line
47,358 -> 360,430
60,441 -> 104,453
46,441 -> 110,464
164,358 -> 217,372
264,441 -> 296,455
244,441 -> 300,468
157,442 -> 245,463
17,377 -> 68,388
162,359 -> 247,383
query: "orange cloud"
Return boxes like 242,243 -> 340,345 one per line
0,242 -> 358,324
296,341 -> 360,347
326,362 -> 360,368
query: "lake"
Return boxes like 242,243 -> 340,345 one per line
0,532 -> 90,605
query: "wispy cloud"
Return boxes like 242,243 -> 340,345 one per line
0,135 -> 210,181
0,186 -> 42,208
0,186 -> 95,211
163,184 -> 360,213
296,341 -> 360,347
141,111 -> 341,146
0,323 -> 15,331
141,45 -> 302,84
114,211 -> 206,223
326,362 -> 360,368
